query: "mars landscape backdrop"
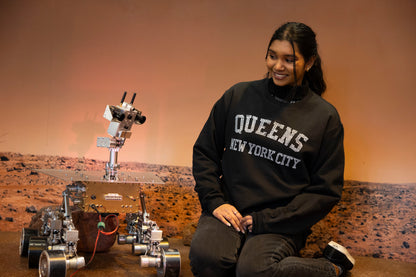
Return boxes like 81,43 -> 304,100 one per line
1,1 -> 415,273
0,152 -> 414,263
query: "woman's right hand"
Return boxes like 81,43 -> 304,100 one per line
212,204 -> 245,233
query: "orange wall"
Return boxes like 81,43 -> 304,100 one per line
0,0 -> 415,183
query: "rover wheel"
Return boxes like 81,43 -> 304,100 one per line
39,250 -> 67,277
157,249 -> 181,277
28,236 -> 48,268
132,242 -> 147,255
160,238 -> 170,250
19,228 -> 39,257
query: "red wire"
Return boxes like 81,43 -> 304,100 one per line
100,214 -> 119,235
70,214 -> 119,277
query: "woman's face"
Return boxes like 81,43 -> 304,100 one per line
266,39 -> 314,87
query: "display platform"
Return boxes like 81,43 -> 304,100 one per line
2,232 -> 415,277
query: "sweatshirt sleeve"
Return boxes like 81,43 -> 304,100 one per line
192,92 -> 231,214
251,117 -> 345,235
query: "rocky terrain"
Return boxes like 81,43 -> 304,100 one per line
301,181 -> 415,263
0,152 -> 415,263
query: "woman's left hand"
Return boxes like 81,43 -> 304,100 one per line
240,215 -> 253,232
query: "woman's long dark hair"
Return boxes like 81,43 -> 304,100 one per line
266,22 -> 326,96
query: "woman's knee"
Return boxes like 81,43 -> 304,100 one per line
236,247 -> 273,277
189,238 -> 222,266
189,216 -> 242,276
236,234 -> 299,277
190,242 -> 238,277
190,234 -> 239,265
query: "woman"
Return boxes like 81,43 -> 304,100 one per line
190,22 -> 354,277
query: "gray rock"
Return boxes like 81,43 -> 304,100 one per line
25,206 -> 37,213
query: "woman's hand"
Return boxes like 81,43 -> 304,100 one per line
212,204 -> 245,233
240,215 -> 253,232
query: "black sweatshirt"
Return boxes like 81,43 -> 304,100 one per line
193,78 -> 344,237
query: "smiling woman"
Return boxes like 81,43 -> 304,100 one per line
266,40 -> 313,87
189,22 -> 354,277
265,22 -> 326,99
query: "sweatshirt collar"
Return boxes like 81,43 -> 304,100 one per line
267,78 -> 309,104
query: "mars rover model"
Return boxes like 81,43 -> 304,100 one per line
19,92 -> 181,277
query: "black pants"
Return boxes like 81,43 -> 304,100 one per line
189,214 -> 337,277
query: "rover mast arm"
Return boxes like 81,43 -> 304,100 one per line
97,92 -> 146,181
